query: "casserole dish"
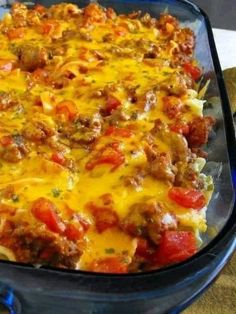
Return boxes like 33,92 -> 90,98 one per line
0,0 -> 236,313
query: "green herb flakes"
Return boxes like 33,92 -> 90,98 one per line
52,188 -> 62,198
105,248 -> 115,254
12,194 -> 19,202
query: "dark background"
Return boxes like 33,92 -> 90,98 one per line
193,0 -> 236,30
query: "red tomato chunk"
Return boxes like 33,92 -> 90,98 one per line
105,96 -> 121,114
183,62 -> 202,80
105,126 -> 133,138
64,223 -> 84,241
168,187 -> 206,210
31,197 -> 66,233
56,100 -> 78,121
85,142 -> 125,171
51,151 -> 65,165
89,257 -> 128,273
154,230 -> 197,266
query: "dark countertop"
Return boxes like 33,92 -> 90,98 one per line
192,0 -> 236,30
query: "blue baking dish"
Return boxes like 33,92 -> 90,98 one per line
0,0 -> 235,313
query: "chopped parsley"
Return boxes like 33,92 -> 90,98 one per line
105,248 -> 115,254
51,188 -> 62,198
12,194 -> 19,202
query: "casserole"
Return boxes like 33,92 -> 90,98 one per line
0,1 -> 215,273
0,0 -> 235,313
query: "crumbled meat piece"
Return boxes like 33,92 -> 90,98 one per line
70,113 -> 102,146
25,10 -> 41,27
173,28 -> 195,55
11,3 -> 28,27
0,222 -> 83,268
123,171 -> 144,188
121,199 -> 177,244
49,44 -> 67,57
143,51 -> 158,59
162,96 -> 183,119
133,39 -> 160,58
102,33 -> 114,43
46,135 -> 69,152
151,125 -> 190,163
157,14 -> 179,34
0,135 -> 29,163
63,157 -> 76,172
23,118 -> 56,142
48,3 -> 81,19
0,92 -> 18,110
126,85 -> 139,103
128,11 -> 141,19
151,119 -> 167,134
62,30 -> 77,39
170,54 -> 191,67
169,132 -> 190,163
175,161 -> 204,189
140,13 -> 156,27
86,201 -> 119,233
160,73 -> 192,95
146,150 -> 177,183
191,148 -> 208,158
0,185 -> 15,199
187,116 -> 215,148
0,203 -> 16,216
16,44 -> 48,72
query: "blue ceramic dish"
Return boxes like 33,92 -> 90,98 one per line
0,1 -> 235,313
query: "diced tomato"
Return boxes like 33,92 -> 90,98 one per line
104,126 -> 133,138
85,142 -> 125,171
0,60 -> 14,72
31,197 -> 66,233
105,96 -> 121,115
89,257 -> 128,273
0,135 -> 13,147
7,28 -> 25,40
64,223 -> 84,241
86,202 -> 119,233
154,230 -> 197,266
170,122 -> 189,135
168,187 -> 206,210
56,100 -> 78,121
51,152 -> 65,166
40,20 -> 58,35
183,62 -> 202,80
78,216 -> 90,232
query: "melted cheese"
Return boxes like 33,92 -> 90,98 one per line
0,3 -> 213,271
